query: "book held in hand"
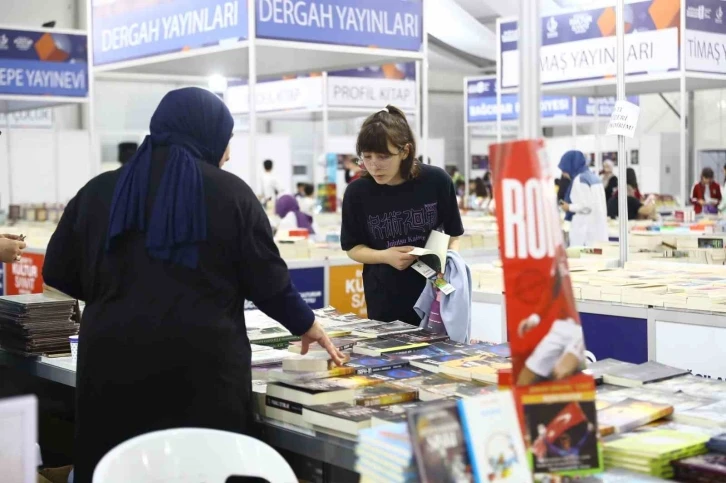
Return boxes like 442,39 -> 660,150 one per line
281,352 -> 351,373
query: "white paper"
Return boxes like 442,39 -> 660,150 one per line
411,261 -> 437,279
606,100 -> 640,138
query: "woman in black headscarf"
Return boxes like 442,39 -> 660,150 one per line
43,87 -> 342,483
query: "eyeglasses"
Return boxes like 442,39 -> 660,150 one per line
358,146 -> 406,167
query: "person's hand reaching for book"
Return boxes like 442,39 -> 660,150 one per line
383,246 -> 416,271
300,321 -> 345,366
0,237 -> 26,263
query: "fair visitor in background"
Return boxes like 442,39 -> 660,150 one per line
601,160 -> 617,200
341,105 -> 464,326
606,169 -> 657,220
258,158 -> 280,208
611,167 -> 642,201
558,151 -> 608,247
719,164 -> 726,213
0,234 -> 25,263
275,194 -> 316,235
448,166 -> 464,185
343,156 -> 362,184
298,183 -> 316,216
41,88 -> 342,483
295,182 -> 306,199
692,167 -> 722,215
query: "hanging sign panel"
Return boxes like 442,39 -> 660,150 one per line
499,0 -> 681,89
0,109 -> 53,128
92,0 -> 249,66
256,0 -> 423,52
327,77 -> 416,109
0,29 -> 88,97
225,76 -> 324,113
684,0 -> 726,74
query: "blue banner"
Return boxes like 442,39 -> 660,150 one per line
0,29 -> 88,97
580,312 -> 648,364
92,0 -> 248,66
290,267 -> 325,309
329,62 -> 416,80
468,94 -> 573,123
256,0 -> 423,51
466,77 -> 497,99
685,0 -> 726,34
575,96 -> 640,117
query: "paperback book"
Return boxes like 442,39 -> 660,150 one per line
597,398 -> 674,436
602,361 -> 690,387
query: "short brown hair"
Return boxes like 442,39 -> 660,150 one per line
703,167 -> 715,180
356,105 -> 419,180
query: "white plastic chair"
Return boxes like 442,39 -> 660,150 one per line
92,428 -> 297,483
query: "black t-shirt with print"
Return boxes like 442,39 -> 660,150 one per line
341,165 -> 465,325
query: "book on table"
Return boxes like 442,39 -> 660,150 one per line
603,361 -> 691,387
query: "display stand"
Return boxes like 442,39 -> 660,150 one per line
0,24 -> 93,212
90,0 -> 428,199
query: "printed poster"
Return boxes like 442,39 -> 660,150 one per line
329,263 -> 367,317
491,139 -> 585,387
6,252 -> 45,295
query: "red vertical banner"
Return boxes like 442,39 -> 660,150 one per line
490,140 -> 584,386
6,252 -> 45,295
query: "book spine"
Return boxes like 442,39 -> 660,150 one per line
353,362 -> 408,375
383,347 -> 427,355
266,396 -> 304,415
356,392 -> 417,407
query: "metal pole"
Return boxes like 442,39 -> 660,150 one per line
496,21 -> 502,144
415,61 -> 422,153
248,0 -> 258,192
519,0 -> 541,139
321,71 -> 329,189
421,6 -> 429,166
571,96 -> 577,149
464,77 -> 470,201
616,0 -> 628,267
85,0 -> 99,179
680,1 -> 688,208
595,100 -> 601,172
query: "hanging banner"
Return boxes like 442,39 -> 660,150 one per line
92,0 -> 249,66
684,0 -> 726,74
329,263 -> 366,317
327,77 -> 416,109
225,77 -> 324,113
499,0 -> 681,89
0,29 -> 88,97
0,109 -> 53,128
6,252 -> 45,295
328,63 -> 416,80
466,78 -> 640,123
256,0 -> 423,52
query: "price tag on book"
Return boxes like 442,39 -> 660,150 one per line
411,260 -> 436,279
434,277 -> 456,295
606,100 -> 640,138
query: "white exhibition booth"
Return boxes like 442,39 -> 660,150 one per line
0,25 -> 93,213
91,0 -> 430,201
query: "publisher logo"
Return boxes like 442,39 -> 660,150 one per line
0,35 -> 8,51
569,13 -> 592,35
717,6 -> 723,24
501,28 -> 518,44
546,17 -> 558,39
468,81 -> 492,95
686,5 -> 711,20
13,36 -> 33,51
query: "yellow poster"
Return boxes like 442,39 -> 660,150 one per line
329,263 -> 367,317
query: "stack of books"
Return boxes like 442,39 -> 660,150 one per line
672,453 -> 726,481
356,423 -> 418,483
604,429 -> 710,478
0,294 -> 78,356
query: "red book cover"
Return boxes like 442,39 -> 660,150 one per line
490,140 -> 585,387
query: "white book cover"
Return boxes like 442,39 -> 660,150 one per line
458,392 -> 532,483
409,230 -> 450,274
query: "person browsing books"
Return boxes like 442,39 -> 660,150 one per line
41,87 -> 344,483
557,150 -> 608,247
341,105 -> 464,326
691,167 -> 722,214
0,234 -> 26,263
275,194 -> 316,235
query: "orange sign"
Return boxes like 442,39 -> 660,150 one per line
6,252 -> 45,295
329,263 -> 367,317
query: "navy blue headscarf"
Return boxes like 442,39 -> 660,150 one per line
107,87 -> 234,268
558,150 -> 601,222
